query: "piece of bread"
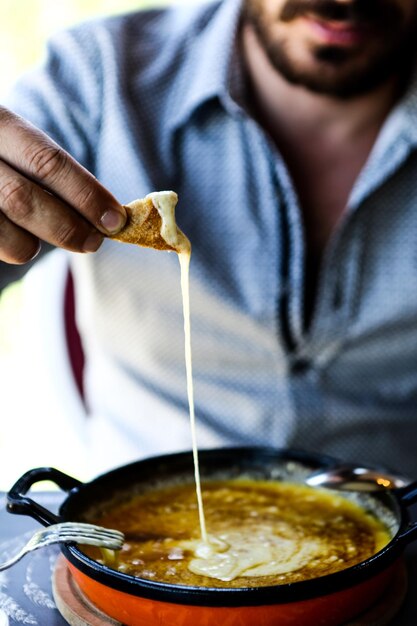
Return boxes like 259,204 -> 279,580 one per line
110,191 -> 190,253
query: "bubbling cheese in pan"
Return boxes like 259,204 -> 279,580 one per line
83,479 -> 391,587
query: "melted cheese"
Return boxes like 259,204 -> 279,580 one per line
187,531 -> 325,581
146,191 -> 343,582
147,191 -> 208,546
146,191 -> 190,254
178,251 -> 209,545
108,191 -> 390,585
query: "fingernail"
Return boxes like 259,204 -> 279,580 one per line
30,241 -> 42,261
83,232 -> 104,253
100,209 -> 126,234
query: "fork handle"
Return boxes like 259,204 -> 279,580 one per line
7,467 -> 82,526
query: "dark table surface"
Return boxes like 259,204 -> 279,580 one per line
0,492 -> 66,625
0,492 -> 416,625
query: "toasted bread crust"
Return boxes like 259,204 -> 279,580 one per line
111,197 -> 176,251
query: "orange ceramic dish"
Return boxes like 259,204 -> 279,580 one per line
68,561 -> 399,626
7,448 -> 417,626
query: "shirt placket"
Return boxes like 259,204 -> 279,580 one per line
308,217 -> 365,368
271,156 -> 364,373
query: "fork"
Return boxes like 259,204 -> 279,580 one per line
0,522 -> 124,571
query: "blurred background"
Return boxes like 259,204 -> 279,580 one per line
0,0 -> 194,488
0,0 -> 178,100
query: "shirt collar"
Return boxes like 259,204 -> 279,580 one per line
169,0 -> 244,131
348,63 -> 417,209
385,63 -> 417,146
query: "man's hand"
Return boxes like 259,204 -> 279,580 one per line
0,106 -> 126,264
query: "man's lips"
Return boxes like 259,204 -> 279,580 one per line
302,15 -> 369,45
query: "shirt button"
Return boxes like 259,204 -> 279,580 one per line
290,358 -> 311,375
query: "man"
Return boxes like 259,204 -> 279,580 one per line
1,0 -> 417,476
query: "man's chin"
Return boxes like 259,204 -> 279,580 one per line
263,43 -> 403,99
275,66 -> 385,99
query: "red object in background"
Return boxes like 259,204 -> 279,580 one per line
64,270 -> 85,401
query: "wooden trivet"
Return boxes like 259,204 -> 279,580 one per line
52,555 -> 407,626
52,556 -> 121,625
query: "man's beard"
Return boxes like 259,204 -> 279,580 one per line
243,0 -> 417,98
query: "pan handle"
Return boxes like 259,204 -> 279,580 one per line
396,481 -> 417,505
6,467 -> 83,526
395,481 -> 417,544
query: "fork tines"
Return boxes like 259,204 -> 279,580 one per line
46,522 -> 125,549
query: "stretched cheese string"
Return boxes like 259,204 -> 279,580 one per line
179,251 -> 208,545
149,191 -> 208,545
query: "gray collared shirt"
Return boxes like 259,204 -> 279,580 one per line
5,0 -> 417,476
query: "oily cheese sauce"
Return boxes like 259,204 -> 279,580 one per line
83,479 -> 391,588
